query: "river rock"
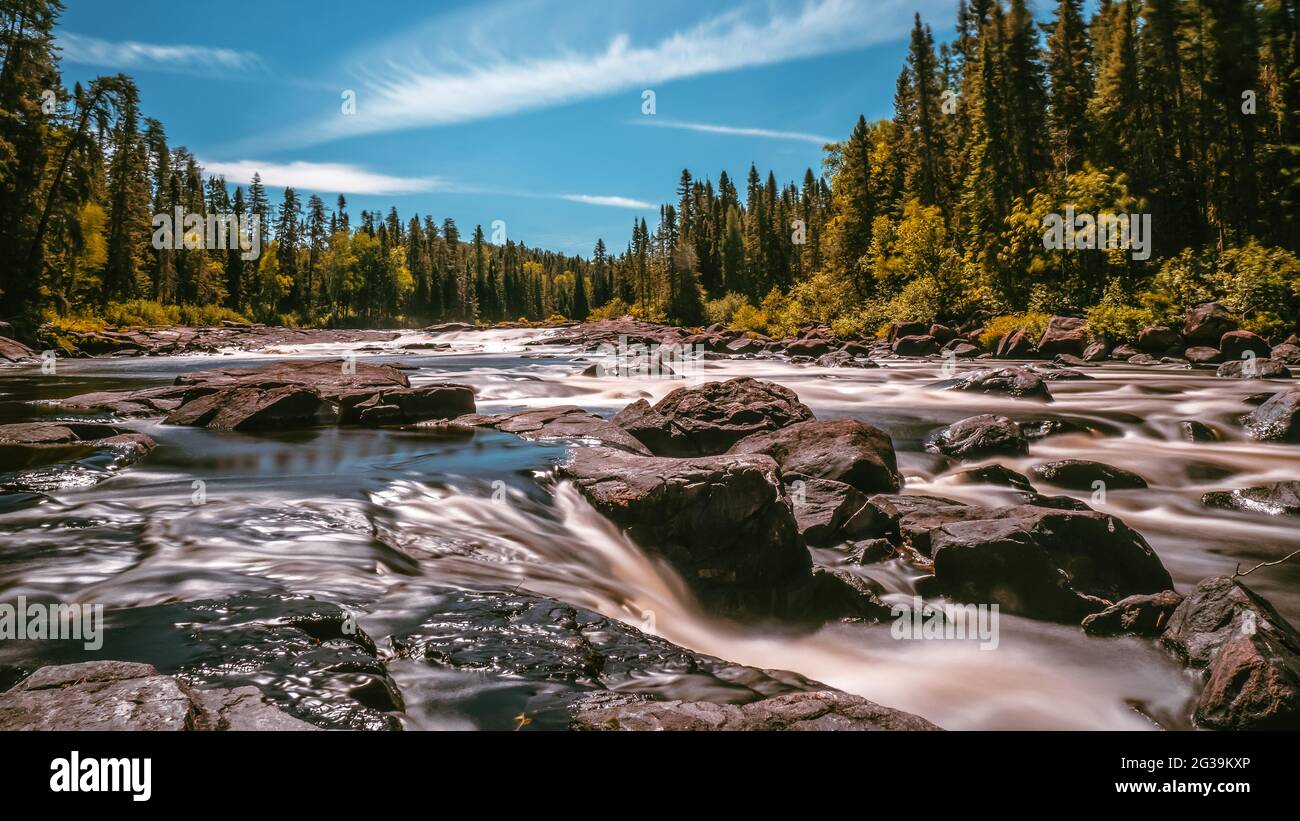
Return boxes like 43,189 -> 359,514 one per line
447,406 -> 651,454
1037,316 -> 1088,357
939,367 -> 1052,401
815,350 -> 877,368
612,377 -> 815,457
1215,357 -> 1292,379
1272,342 -> 1300,364
928,324 -> 956,345
1029,459 -> 1148,490
945,340 -> 980,358
785,474 -> 870,546
887,321 -> 927,342
844,493 -> 967,542
0,660 -> 316,731
570,689 -> 940,731
0,423 -> 155,493
1081,590 -> 1185,637
892,335 -> 939,356
927,504 -> 1174,622
1245,387 -> 1300,441
1179,420 -> 1221,442
785,338 -> 833,357
1183,302 -> 1237,344
1136,326 -> 1182,354
1202,481 -> 1300,516
1184,346 -> 1224,364
1220,330 -> 1272,360
1082,341 -> 1110,361
164,384 -> 332,430
558,447 -> 807,618
1161,576 -> 1300,730
995,329 -> 1038,359
728,418 -> 902,493
925,414 -> 1028,460
0,336 -> 37,364
949,464 -> 1036,492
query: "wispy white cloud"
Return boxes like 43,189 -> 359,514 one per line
558,194 -> 656,209
258,0 -> 928,149
199,160 -> 439,195
631,117 -> 834,145
58,32 -> 263,73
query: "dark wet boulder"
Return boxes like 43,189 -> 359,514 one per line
1110,343 -> 1140,360
570,689 -> 940,731
1052,353 -> 1094,368
892,335 -> 939,356
846,493 -> 967,542
887,321 -> 928,342
174,360 -> 410,398
0,661 -> 316,731
1019,418 -> 1095,440
347,384 -> 476,426
785,338 -> 833,357
559,448 -> 809,619
1245,388 -> 1300,441
945,341 -> 980,358
729,418 -> 901,493
949,464 -> 1035,492
1161,576 -> 1300,730
1030,364 -> 1093,381
1128,353 -> 1159,365
0,423 -> 155,493
784,474 -> 870,546
1179,420 -> 1221,442
815,350 -> 877,368
1029,459 -> 1148,490
939,367 -> 1052,401
1081,590 -> 1184,637
927,504 -> 1174,622
1202,481 -> 1300,517
1082,341 -> 1110,362
612,377 -> 815,457
928,324 -> 956,345
1136,325 -> 1182,354
1184,346 -> 1224,365
994,329 -> 1037,359
925,414 -> 1028,460
61,384 -> 205,417
1037,316 -> 1088,357
164,384 -> 331,430
1216,357 -> 1292,379
1183,302 -> 1237,345
446,406 -> 651,455
840,341 -> 874,357
1220,330 -> 1272,361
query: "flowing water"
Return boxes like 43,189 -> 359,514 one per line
2,328 -> 1297,730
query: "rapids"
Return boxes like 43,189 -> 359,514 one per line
2,326 -> 1297,729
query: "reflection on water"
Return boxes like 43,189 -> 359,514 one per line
0,328 -> 1295,729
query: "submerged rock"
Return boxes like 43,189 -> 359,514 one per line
1202,481 -> 1300,517
1029,459 -> 1148,490
1162,577 -> 1300,730
0,422 -> 155,494
937,367 -> 1052,401
612,377 -> 814,457
448,406 -> 651,454
1244,387 -> 1300,441
925,414 -> 1027,460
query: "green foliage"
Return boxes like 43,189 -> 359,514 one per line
704,292 -> 752,326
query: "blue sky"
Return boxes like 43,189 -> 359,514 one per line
57,0 -> 960,255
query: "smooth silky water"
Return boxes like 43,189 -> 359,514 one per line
3,327 -> 1297,729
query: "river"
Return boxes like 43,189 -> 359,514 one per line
2,327 -> 1297,730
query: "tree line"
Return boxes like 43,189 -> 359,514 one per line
2,0 -> 1298,339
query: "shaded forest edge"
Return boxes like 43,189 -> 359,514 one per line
1,0 -> 1298,353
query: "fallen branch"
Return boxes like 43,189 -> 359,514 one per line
1234,547 -> 1300,578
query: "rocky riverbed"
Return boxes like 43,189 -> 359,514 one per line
1,315 -> 1298,730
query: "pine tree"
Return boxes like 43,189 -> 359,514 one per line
1046,0 -> 1095,175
